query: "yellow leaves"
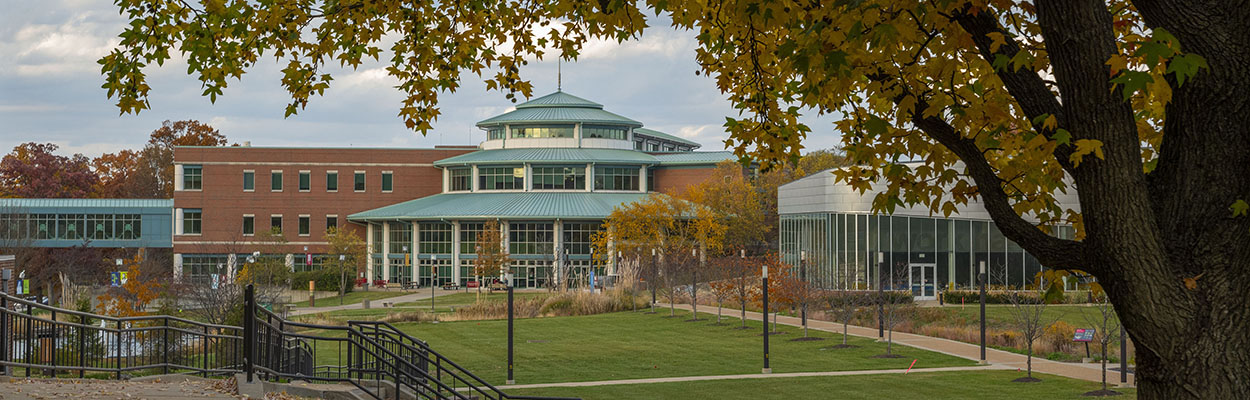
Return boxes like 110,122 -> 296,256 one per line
1069,139 -> 1105,167
1042,114 -> 1057,132
1105,53 -> 1128,76
986,32 -> 1007,53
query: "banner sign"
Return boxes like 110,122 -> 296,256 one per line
1073,328 -> 1096,342
16,279 -> 26,295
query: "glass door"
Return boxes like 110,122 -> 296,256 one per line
910,263 -> 936,300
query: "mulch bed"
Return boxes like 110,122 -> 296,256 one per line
1082,389 -> 1123,397
871,354 -> 905,358
1012,376 -> 1043,383
788,336 -> 826,342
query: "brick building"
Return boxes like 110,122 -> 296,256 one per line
173,91 -> 733,286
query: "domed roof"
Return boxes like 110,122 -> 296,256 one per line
476,91 -> 642,128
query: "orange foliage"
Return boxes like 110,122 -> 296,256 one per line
96,254 -> 163,317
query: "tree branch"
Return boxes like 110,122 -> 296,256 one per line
948,7 -> 1078,176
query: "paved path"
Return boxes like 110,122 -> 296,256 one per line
0,377 -> 235,399
289,288 -> 463,316
495,365 -> 1009,390
673,303 -> 1134,386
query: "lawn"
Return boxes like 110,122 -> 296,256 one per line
320,309 -> 978,385
507,370 -> 1136,399
292,290 -> 410,308
395,291 -> 552,311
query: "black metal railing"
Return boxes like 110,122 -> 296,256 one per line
0,292 -> 242,379
1,285 -> 576,400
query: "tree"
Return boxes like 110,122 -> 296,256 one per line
774,261 -> 818,338
325,226 -> 367,299
877,262 -> 912,358
474,220 -> 509,299
0,143 -> 98,198
139,120 -> 228,198
706,256 -> 735,325
1082,293 -> 1125,396
97,254 -> 162,317
104,3 -> 1250,396
826,267 -> 867,347
1007,272 -> 1061,382
92,149 -> 147,198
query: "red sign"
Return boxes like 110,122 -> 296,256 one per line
466,281 -> 480,288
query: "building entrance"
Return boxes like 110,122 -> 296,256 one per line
910,263 -> 937,300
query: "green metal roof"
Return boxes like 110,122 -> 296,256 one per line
347,192 -> 650,221
0,198 -> 173,209
434,148 -> 660,166
477,91 -> 642,127
514,91 -> 603,109
633,128 -> 702,147
653,151 -> 736,165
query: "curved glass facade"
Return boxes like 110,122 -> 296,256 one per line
779,213 -> 1073,296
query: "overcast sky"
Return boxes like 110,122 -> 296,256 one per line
0,1 -> 841,158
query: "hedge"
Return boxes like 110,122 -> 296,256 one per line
290,268 -> 354,294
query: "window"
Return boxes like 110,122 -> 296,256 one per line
646,168 -> 655,192
563,222 -> 601,255
57,214 -> 84,240
582,125 -> 628,140
390,222 -> 412,254
532,166 -> 585,190
594,166 -> 640,191
370,224 -> 383,253
86,214 -> 113,240
271,215 -> 283,233
326,171 -> 338,191
678,146 -> 691,152
634,140 -> 644,150
183,165 -> 202,190
381,171 -> 393,192
478,166 -> 524,190
243,171 -> 255,191
183,209 -> 202,235
647,142 -> 661,151
354,172 -> 366,191
326,215 -> 337,232
299,171 -> 311,191
450,168 -> 472,191
115,214 -> 140,239
510,124 -> 573,138
663,144 -> 676,152
243,215 -> 254,235
299,215 -> 310,236
487,127 -> 505,140
509,222 -> 554,255
271,171 -> 283,191
459,222 -> 484,254
418,222 -> 453,254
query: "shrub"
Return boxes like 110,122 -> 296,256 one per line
290,268 -> 355,294
1043,320 -> 1076,354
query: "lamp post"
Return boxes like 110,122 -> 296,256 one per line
877,251 -> 884,340
979,260 -> 988,365
762,263 -> 770,374
338,254 -> 347,306
429,253 -> 436,311
505,271 -> 515,384
651,248 -> 657,308
799,250 -> 807,332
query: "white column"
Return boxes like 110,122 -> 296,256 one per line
471,165 -> 479,192
173,164 -> 184,191
586,164 -> 594,192
442,168 -> 450,193
524,163 -> 533,192
366,223 -> 374,281
638,165 -> 647,192
411,221 -> 419,283
553,219 -> 563,288
174,208 -> 185,235
382,222 -> 391,282
452,221 -> 461,283
172,253 -> 183,280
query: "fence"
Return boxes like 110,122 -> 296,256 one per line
1,287 -> 576,400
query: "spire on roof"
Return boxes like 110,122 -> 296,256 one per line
557,59 -> 562,92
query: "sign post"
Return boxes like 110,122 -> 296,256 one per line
1073,328 -> 1096,361
309,280 -> 316,307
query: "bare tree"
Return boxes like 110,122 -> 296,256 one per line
1082,293 -> 1123,396
826,265 -> 866,347
707,256 -> 734,324
1006,274 -> 1059,382
876,262 -> 912,358
728,253 -> 754,329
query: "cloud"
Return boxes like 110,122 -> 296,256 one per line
0,104 -> 65,113
4,10 -> 121,77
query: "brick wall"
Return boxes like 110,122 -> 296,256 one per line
173,147 -> 474,254
651,166 -> 719,195
0,256 -> 14,294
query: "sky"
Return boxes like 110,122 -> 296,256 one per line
0,1 -> 842,159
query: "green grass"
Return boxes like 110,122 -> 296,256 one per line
508,370 -> 1136,399
293,290 -> 410,307
317,309 -> 977,385
933,304 -> 1114,330
395,291 -> 551,310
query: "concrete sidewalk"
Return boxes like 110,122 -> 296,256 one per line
673,303 -> 1134,386
496,365 -> 1011,390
